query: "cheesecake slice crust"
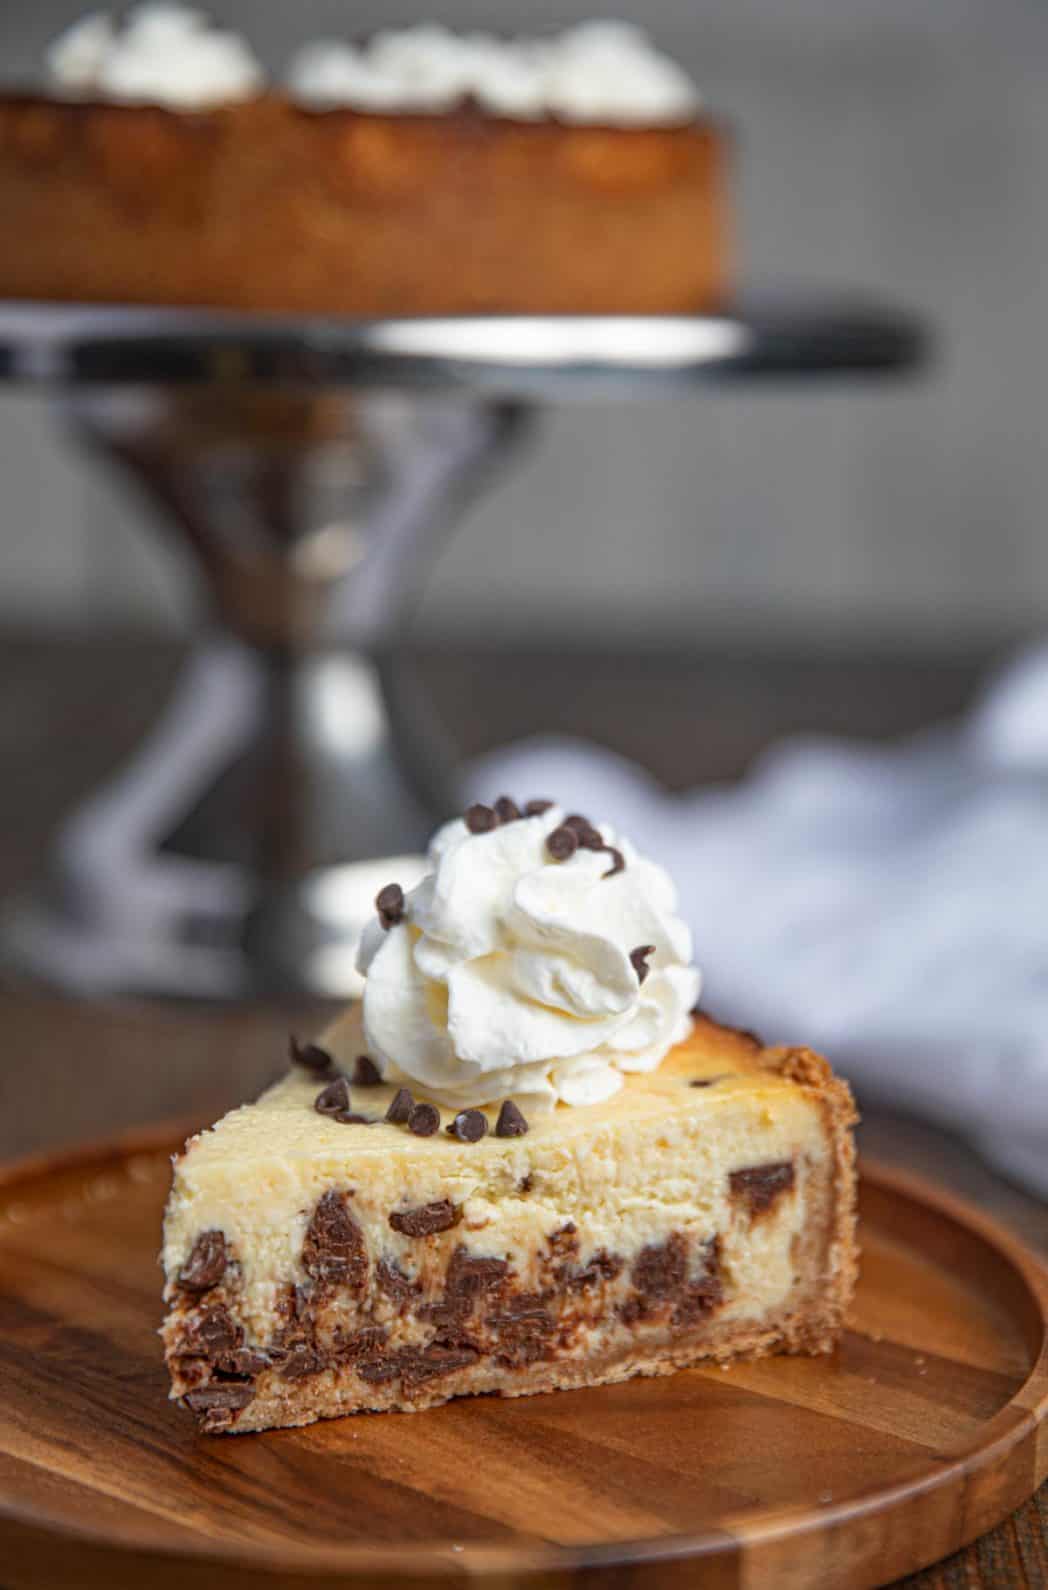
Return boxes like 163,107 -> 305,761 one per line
162,1012 -> 857,1433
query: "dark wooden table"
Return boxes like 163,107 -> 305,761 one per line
0,630 -> 1044,1589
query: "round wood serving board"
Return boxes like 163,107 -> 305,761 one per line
0,1128 -> 1043,1590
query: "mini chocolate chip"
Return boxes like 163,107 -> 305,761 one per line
352,1054 -> 382,1086
495,1099 -> 529,1138
602,846 -> 626,877
630,944 -> 656,983
334,1110 -> 375,1125
315,1076 -> 352,1116
289,1036 -> 337,1076
689,1075 -> 726,1089
547,824 -> 579,861
376,882 -> 405,929
494,796 -> 521,823
408,1101 -> 440,1137
465,802 -> 497,834
566,816 -> 602,849
447,1108 -> 488,1143
386,1086 -> 414,1124
524,799 -> 553,816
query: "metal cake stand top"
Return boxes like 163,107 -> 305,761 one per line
0,295 -> 927,396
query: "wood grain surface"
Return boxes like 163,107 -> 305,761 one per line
0,1130 -> 1042,1590
0,631 -> 1046,1588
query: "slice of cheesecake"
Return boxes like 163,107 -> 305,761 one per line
162,1009 -> 857,1433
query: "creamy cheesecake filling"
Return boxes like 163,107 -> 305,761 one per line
162,1045 -> 839,1431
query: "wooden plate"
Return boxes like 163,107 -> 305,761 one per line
0,1126 -> 1043,1590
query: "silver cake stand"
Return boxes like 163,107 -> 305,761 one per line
0,299 -> 927,998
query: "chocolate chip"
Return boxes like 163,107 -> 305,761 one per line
302,1190 -> 368,1291
495,1099 -> 529,1138
689,1075 -> 726,1089
388,1199 -> 460,1237
602,846 -> 626,876
407,1101 -> 440,1137
376,882 -> 405,930
493,796 -> 521,823
315,1076 -> 352,1116
447,1108 -> 488,1143
632,1232 -> 688,1300
465,802 -> 497,834
563,813 -> 592,834
351,1054 -> 382,1086
288,1036 -> 337,1076
524,799 -> 553,816
385,1086 -> 414,1124
333,1110 -> 375,1125
630,944 -> 656,983
546,824 -> 578,861
177,1230 -> 228,1293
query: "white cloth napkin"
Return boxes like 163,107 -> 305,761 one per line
467,647 -> 1048,1198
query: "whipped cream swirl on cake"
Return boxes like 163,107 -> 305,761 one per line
357,803 -> 701,1110
47,4 -> 263,110
289,22 -> 699,125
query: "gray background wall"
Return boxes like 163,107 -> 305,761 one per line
1,0 -> 1045,646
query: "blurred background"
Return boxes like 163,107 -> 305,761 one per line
2,0 -> 1047,650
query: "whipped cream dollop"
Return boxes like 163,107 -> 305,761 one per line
46,4 -> 263,110
357,804 -> 701,1111
289,21 -> 699,125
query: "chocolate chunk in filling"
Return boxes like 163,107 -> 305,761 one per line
183,1304 -> 242,1359
376,1258 -> 419,1305
358,1343 -> 479,1387
176,1229 -> 228,1293
279,1342 -> 326,1380
632,1232 -> 688,1300
622,1231 -> 723,1326
302,1189 -> 369,1292
389,1199 -> 461,1238
523,798 -> 553,816
730,1161 -> 796,1218
183,1382 -> 255,1429
493,796 -> 521,823
488,1297 -> 555,1365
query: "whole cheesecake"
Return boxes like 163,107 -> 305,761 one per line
0,10 -> 729,316
161,799 -> 858,1434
